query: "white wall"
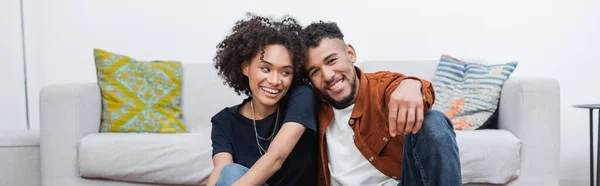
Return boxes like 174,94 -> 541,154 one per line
0,0 -> 29,130
24,0 -> 600,183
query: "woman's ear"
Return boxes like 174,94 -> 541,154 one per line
242,61 -> 250,77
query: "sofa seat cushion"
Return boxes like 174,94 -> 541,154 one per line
457,129 -> 521,184
77,130 -> 520,185
77,133 -> 212,185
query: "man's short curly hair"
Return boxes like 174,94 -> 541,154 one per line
213,13 -> 308,96
302,21 -> 344,48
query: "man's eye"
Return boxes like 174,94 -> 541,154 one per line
327,58 -> 337,64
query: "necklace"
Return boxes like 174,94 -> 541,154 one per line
250,101 -> 280,155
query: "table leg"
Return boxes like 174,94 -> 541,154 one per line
591,109 -> 594,186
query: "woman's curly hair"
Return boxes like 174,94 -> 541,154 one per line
214,13 -> 308,96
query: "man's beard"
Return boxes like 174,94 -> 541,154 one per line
323,76 -> 358,109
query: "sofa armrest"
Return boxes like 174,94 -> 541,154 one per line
497,77 -> 560,186
40,83 -> 102,185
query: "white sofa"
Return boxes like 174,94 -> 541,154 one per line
39,60 -> 560,186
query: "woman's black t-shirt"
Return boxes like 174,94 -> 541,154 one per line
211,85 -> 317,186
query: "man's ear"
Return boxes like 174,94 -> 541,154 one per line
347,44 -> 357,63
242,61 -> 250,77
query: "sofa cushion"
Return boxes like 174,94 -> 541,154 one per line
77,130 -> 520,185
431,54 -> 517,130
77,133 -> 212,185
457,129 -> 521,184
94,48 -> 187,133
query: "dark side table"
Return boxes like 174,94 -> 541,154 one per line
573,104 -> 600,186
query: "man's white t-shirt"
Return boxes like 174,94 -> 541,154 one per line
326,104 -> 399,186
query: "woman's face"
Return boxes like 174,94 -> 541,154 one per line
243,44 -> 294,107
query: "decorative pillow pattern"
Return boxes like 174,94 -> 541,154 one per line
94,49 -> 187,133
431,54 -> 517,130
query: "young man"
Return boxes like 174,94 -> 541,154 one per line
303,21 -> 461,186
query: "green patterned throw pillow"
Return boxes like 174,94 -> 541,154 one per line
93,48 -> 187,133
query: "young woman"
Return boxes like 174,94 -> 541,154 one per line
207,14 -> 316,186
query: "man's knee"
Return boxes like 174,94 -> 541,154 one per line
423,110 -> 453,130
420,110 -> 455,143
217,163 -> 247,186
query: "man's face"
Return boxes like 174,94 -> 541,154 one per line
305,38 -> 358,109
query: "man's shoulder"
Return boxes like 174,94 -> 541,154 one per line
362,71 -> 404,86
363,70 -> 403,80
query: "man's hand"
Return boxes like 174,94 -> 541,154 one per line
388,79 -> 424,137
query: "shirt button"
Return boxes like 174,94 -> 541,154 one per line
383,137 -> 389,142
349,119 -> 355,125
392,176 -> 398,180
368,157 -> 374,162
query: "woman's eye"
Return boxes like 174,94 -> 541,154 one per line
282,71 -> 292,76
261,67 -> 270,72
310,70 -> 319,77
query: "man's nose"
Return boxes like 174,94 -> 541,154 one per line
322,67 -> 335,81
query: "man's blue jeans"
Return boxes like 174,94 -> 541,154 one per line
400,110 -> 462,186
216,163 -> 269,186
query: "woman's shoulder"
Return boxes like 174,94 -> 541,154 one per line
211,108 -> 233,126
212,107 -> 233,120
211,100 -> 247,124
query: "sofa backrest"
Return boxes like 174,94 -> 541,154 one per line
181,63 -> 244,133
357,61 -> 440,81
180,59 -> 485,132
356,59 -> 487,81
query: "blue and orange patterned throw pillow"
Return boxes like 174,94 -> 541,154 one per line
431,54 -> 517,130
